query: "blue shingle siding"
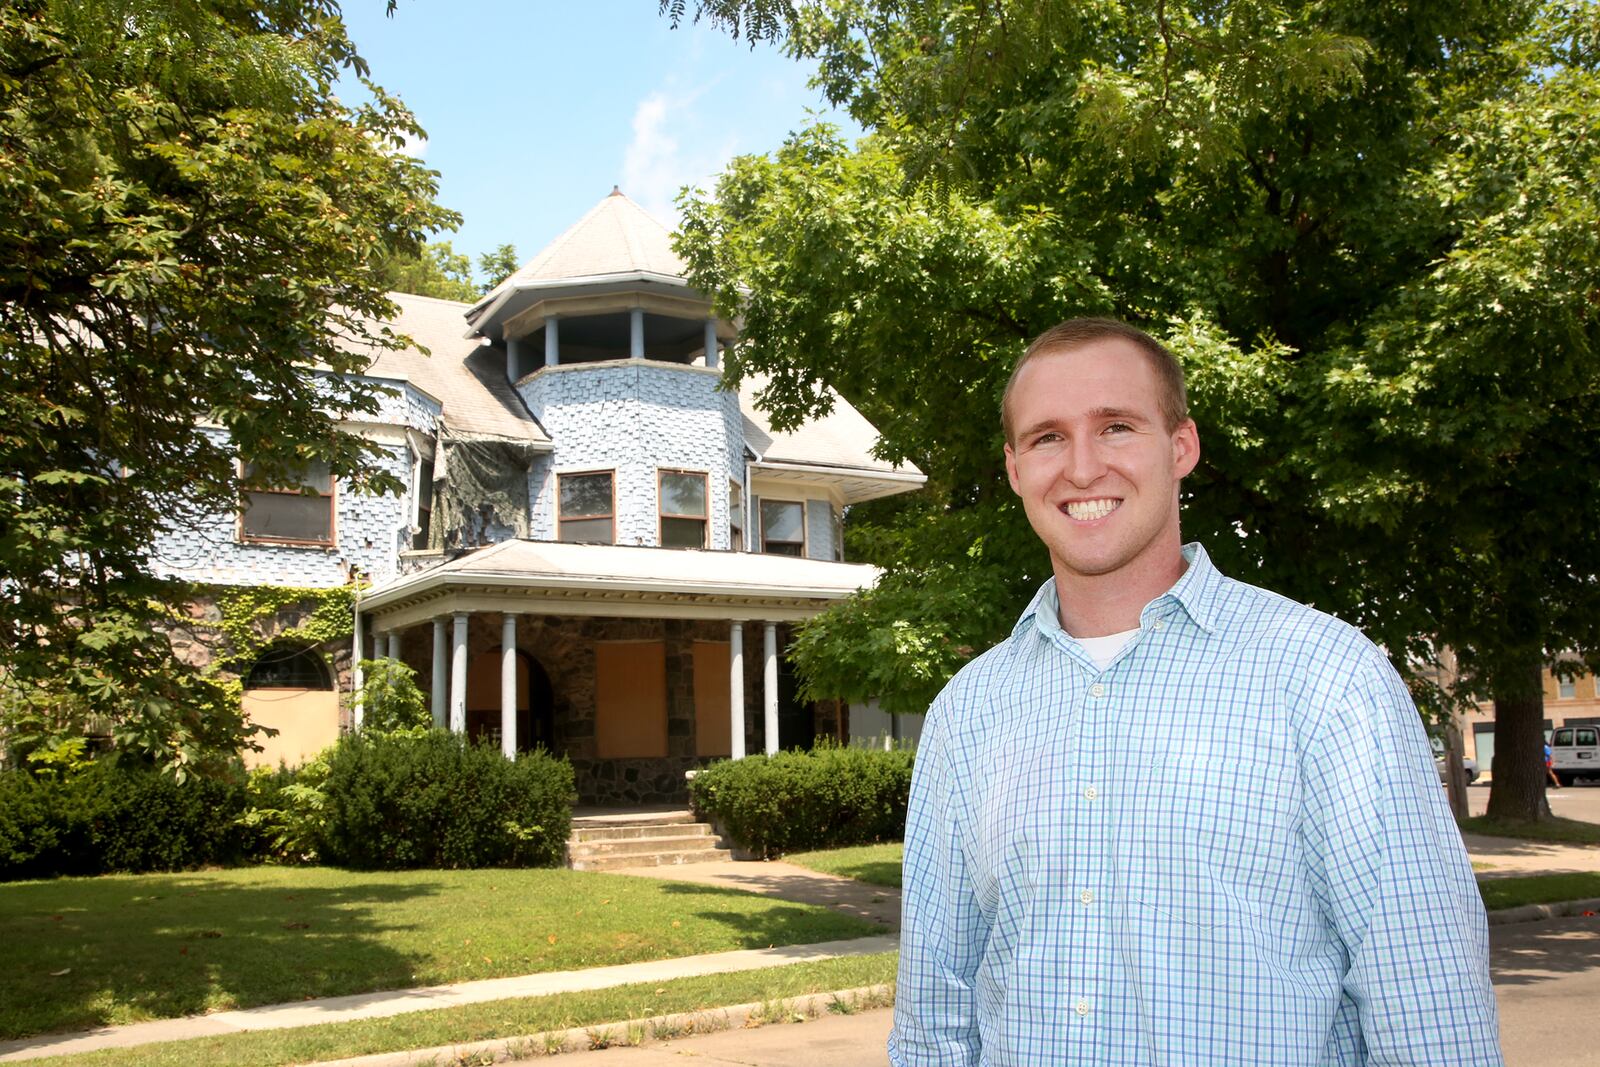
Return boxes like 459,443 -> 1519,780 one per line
520,362 -> 744,548
150,440 -> 413,588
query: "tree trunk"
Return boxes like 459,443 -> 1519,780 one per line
1443,722 -> 1469,821
1484,655 -> 1551,822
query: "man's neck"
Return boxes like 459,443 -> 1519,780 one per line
1054,546 -> 1188,639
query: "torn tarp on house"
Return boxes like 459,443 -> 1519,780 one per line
429,430 -> 539,550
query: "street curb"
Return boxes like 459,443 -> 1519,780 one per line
1486,897 -> 1600,926
313,983 -> 897,1066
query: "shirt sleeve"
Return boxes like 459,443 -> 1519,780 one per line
1299,652 -> 1503,1065
889,698 -> 988,1066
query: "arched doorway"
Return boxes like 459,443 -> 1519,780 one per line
241,644 -> 338,769
465,648 -> 555,753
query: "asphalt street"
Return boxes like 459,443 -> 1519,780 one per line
1468,779 -> 1600,824
588,915 -> 1600,1066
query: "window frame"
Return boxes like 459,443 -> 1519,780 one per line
658,468 -> 709,549
557,469 -> 617,544
728,478 -> 744,551
237,459 -> 337,548
759,498 -> 807,558
1558,677 -> 1578,700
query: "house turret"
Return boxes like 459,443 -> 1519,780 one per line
465,188 -> 744,551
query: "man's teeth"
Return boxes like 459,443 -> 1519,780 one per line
1065,499 -> 1119,521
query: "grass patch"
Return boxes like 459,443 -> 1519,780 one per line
1479,873 -> 1600,912
1459,815 -> 1600,846
37,952 -> 900,1067
786,844 -> 904,888
0,866 -> 878,1040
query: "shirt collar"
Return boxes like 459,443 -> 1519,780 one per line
1012,542 -> 1223,641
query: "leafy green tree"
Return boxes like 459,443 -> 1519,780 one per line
667,0 -> 1600,821
353,659 -> 432,733
477,243 -> 520,294
379,239 -> 477,301
0,0 -> 458,775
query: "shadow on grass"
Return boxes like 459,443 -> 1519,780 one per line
0,869 -> 446,1042
646,870 -> 899,935
826,861 -> 902,889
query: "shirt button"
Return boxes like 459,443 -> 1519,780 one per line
1079,889 -> 1094,905
1075,999 -> 1091,1017
1089,683 -> 1106,697
1083,785 -> 1098,801
1153,619 -> 1165,631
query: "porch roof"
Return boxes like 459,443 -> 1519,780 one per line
360,540 -> 882,630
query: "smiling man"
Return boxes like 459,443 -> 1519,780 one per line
888,319 -> 1502,1066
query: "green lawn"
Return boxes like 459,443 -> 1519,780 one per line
1459,815 -> 1600,846
787,844 -> 904,888
0,866 -> 878,1041
1478,872 -> 1600,912
42,952 -> 900,1067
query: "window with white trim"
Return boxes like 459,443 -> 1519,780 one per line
729,480 -> 744,550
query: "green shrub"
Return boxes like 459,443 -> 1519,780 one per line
236,756 -> 331,864
0,761 -> 251,880
317,730 -> 574,869
688,742 -> 914,859
354,658 -> 432,733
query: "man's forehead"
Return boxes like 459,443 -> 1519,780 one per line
1013,343 -> 1166,410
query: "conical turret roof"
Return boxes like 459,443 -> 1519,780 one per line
505,187 -> 684,289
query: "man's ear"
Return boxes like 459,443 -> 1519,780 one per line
1172,420 -> 1200,480
1004,442 -> 1022,495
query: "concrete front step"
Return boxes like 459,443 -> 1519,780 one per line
571,822 -> 716,844
565,809 -> 733,871
570,847 -> 732,872
570,833 -> 723,858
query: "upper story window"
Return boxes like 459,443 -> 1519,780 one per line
1559,677 -> 1578,699
831,506 -> 844,562
729,480 -> 744,551
413,458 -> 434,551
240,461 -> 334,546
760,499 -> 805,557
660,470 -> 708,548
558,471 -> 615,543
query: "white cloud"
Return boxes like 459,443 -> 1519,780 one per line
621,84 -> 739,224
398,130 -> 428,159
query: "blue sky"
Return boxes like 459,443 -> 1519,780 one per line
339,2 -> 849,277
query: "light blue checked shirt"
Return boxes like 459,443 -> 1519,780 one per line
890,544 -> 1500,1066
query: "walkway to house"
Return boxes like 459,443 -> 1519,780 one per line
1466,833 -> 1600,878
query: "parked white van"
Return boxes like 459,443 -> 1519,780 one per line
1549,725 -> 1600,786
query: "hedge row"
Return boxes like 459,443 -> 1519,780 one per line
0,731 -> 575,881
688,743 -> 914,859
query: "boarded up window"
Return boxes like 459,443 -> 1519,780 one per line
693,640 -> 732,757
595,641 -> 667,758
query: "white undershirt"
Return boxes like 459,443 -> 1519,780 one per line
1071,628 -> 1140,671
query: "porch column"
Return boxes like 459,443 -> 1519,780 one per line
351,606 -> 365,727
729,622 -> 745,759
763,622 -> 779,755
630,307 -> 645,359
544,316 -> 560,367
704,319 -> 719,369
501,613 -> 519,759
386,631 -> 401,662
506,336 -> 524,383
430,617 -> 447,728
450,612 -> 469,735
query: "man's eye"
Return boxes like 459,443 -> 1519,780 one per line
1103,422 -> 1133,434
1032,432 -> 1062,446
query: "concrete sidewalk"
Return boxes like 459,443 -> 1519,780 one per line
1466,833 -> 1600,878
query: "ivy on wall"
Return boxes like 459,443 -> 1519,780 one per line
212,585 -> 358,676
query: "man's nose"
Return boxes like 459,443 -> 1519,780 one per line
1061,440 -> 1108,487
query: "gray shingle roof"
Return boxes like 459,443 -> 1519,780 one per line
489,188 -> 685,298
356,292 -> 549,443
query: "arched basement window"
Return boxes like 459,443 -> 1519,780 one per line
244,645 -> 333,690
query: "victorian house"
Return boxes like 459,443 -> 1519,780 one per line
153,189 -> 924,805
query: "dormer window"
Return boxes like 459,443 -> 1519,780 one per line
558,471 -> 615,543
760,500 -> 805,557
659,470 -> 708,548
240,461 -> 335,546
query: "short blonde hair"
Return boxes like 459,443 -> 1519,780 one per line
1002,318 -> 1189,442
